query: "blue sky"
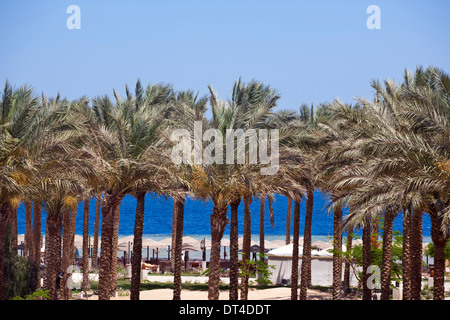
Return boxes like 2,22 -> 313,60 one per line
1,0 -> 449,113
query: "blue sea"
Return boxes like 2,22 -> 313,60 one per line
15,190 -> 432,240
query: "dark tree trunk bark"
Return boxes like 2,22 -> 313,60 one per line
343,231 -> 353,294
24,200 -> 33,259
92,195 -> 101,269
402,207 -> 412,300
229,198 -> 240,300
173,197 -> 185,300
208,205 -> 229,300
410,209 -> 423,300
380,210 -> 394,300
82,199 -> 90,292
0,202 -> 12,300
300,187 -> 313,300
286,197 -> 292,244
291,200 -> 300,300
32,203 -> 42,266
45,211 -> 63,300
259,195 -> 265,265
61,208 -> 72,300
362,221 -> 372,300
98,192 -> 122,300
110,204 -> 121,296
240,195 -> 252,300
131,192 -> 146,300
430,199 -> 450,300
332,200 -> 343,300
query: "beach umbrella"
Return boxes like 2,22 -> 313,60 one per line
156,237 -> 172,247
117,235 -> 135,251
264,240 -> 282,249
118,235 -> 134,243
202,238 -> 212,248
268,239 -> 286,248
182,236 -> 200,246
221,238 -> 230,247
182,243 -> 202,252
142,238 -> 159,248
117,242 -> 131,251
311,240 -> 331,250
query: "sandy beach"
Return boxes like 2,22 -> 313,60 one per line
83,287 -> 332,301
71,274 -> 333,300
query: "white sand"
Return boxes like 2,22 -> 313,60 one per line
81,287 -> 332,300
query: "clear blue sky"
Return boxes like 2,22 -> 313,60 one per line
1,0 -> 449,113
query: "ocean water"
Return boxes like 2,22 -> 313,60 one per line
15,190 -> 431,239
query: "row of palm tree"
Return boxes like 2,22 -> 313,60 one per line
0,65 -> 449,300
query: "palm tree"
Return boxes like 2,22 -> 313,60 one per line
0,83 -> 40,298
0,85 -> 91,300
162,88 -> 208,300
91,81 -> 173,300
322,66 -> 449,301
189,79 -> 283,300
359,67 -> 449,299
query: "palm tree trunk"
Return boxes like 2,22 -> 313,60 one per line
402,206 -> 412,300
208,205 -> 229,300
92,195 -> 101,269
300,187 -> 313,300
240,194 -> 252,300
62,206 -> 78,300
362,221 -> 372,300
291,200 -> 300,300
59,206 -> 78,300
259,195 -> 265,282
45,211 -> 63,300
131,192 -> 146,300
173,196 -> 185,300
430,200 -> 449,300
171,197 -> 178,272
9,206 -> 17,253
32,203 -> 42,266
110,203 -> 121,296
0,202 -> 12,300
82,198 -> 90,291
332,200 -> 343,300
43,221 -> 49,291
372,216 -> 379,246
98,192 -> 121,300
343,230 -> 353,295
410,209 -> 423,300
61,208 -> 72,300
286,197 -> 292,244
229,198 -> 240,300
380,210 -> 394,300
24,200 -> 33,259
